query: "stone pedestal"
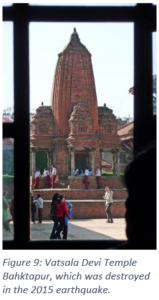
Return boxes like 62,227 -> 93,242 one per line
71,150 -> 75,175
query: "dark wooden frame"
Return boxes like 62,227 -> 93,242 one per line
3,3 -> 156,249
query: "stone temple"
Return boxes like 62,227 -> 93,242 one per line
30,28 -> 125,190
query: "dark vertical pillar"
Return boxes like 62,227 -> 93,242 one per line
13,7 -> 30,244
134,5 -> 153,155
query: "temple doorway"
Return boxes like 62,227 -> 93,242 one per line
75,153 -> 87,172
36,151 -> 47,174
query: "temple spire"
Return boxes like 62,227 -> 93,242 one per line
51,28 -> 98,135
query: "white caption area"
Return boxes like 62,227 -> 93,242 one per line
1,250 -> 158,300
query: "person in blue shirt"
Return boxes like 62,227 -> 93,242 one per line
65,199 -> 72,227
61,197 -> 72,238
89,168 -> 92,176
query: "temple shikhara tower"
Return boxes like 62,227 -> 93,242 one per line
30,28 -> 124,187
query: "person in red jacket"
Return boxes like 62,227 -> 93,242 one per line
52,195 -> 71,239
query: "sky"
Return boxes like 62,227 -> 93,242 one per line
2,2 -> 157,120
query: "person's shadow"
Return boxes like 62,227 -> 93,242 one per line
115,146 -> 156,249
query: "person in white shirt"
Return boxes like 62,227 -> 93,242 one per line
43,168 -> 50,188
51,165 -> 57,188
33,168 -> 41,189
95,166 -> 102,189
74,169 -> 79,176
83,167 -> 89,189
103,187 -> 113,223
36,194 -> 43,224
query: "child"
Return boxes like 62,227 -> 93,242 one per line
36,194 -> 43,224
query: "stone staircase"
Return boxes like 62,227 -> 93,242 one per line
32,176 -> 127,219
33,188 -> 127,200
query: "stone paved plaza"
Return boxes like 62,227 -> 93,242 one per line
3,218 -> 127,241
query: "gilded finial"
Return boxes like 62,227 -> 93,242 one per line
70,27 -> 80,42
79,99 -> 83,105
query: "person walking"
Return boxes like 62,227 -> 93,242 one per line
51,165 -> 57,188
36,194 -> 43,224
31,191 -> 36,224
43,168 -> 50,188
83,167 -> 89,189
103,187 -> 113,223
52,195 -> 71,239
95,166 -> 102,188
33,168 -> 41,189
50,193 -> 61,239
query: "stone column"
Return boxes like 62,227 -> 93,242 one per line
49,150 -> 53,174
31,151 -> 36,177
88,151 -> 91,169
90,150 -> 95,175
51,150 -> 53,164
70,150 -> 75,175
116,150 -> 120,177
47,151 -> 49,170
100,149 -> 103,173
112,152 -> 116,176
47,151 -> 53,172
